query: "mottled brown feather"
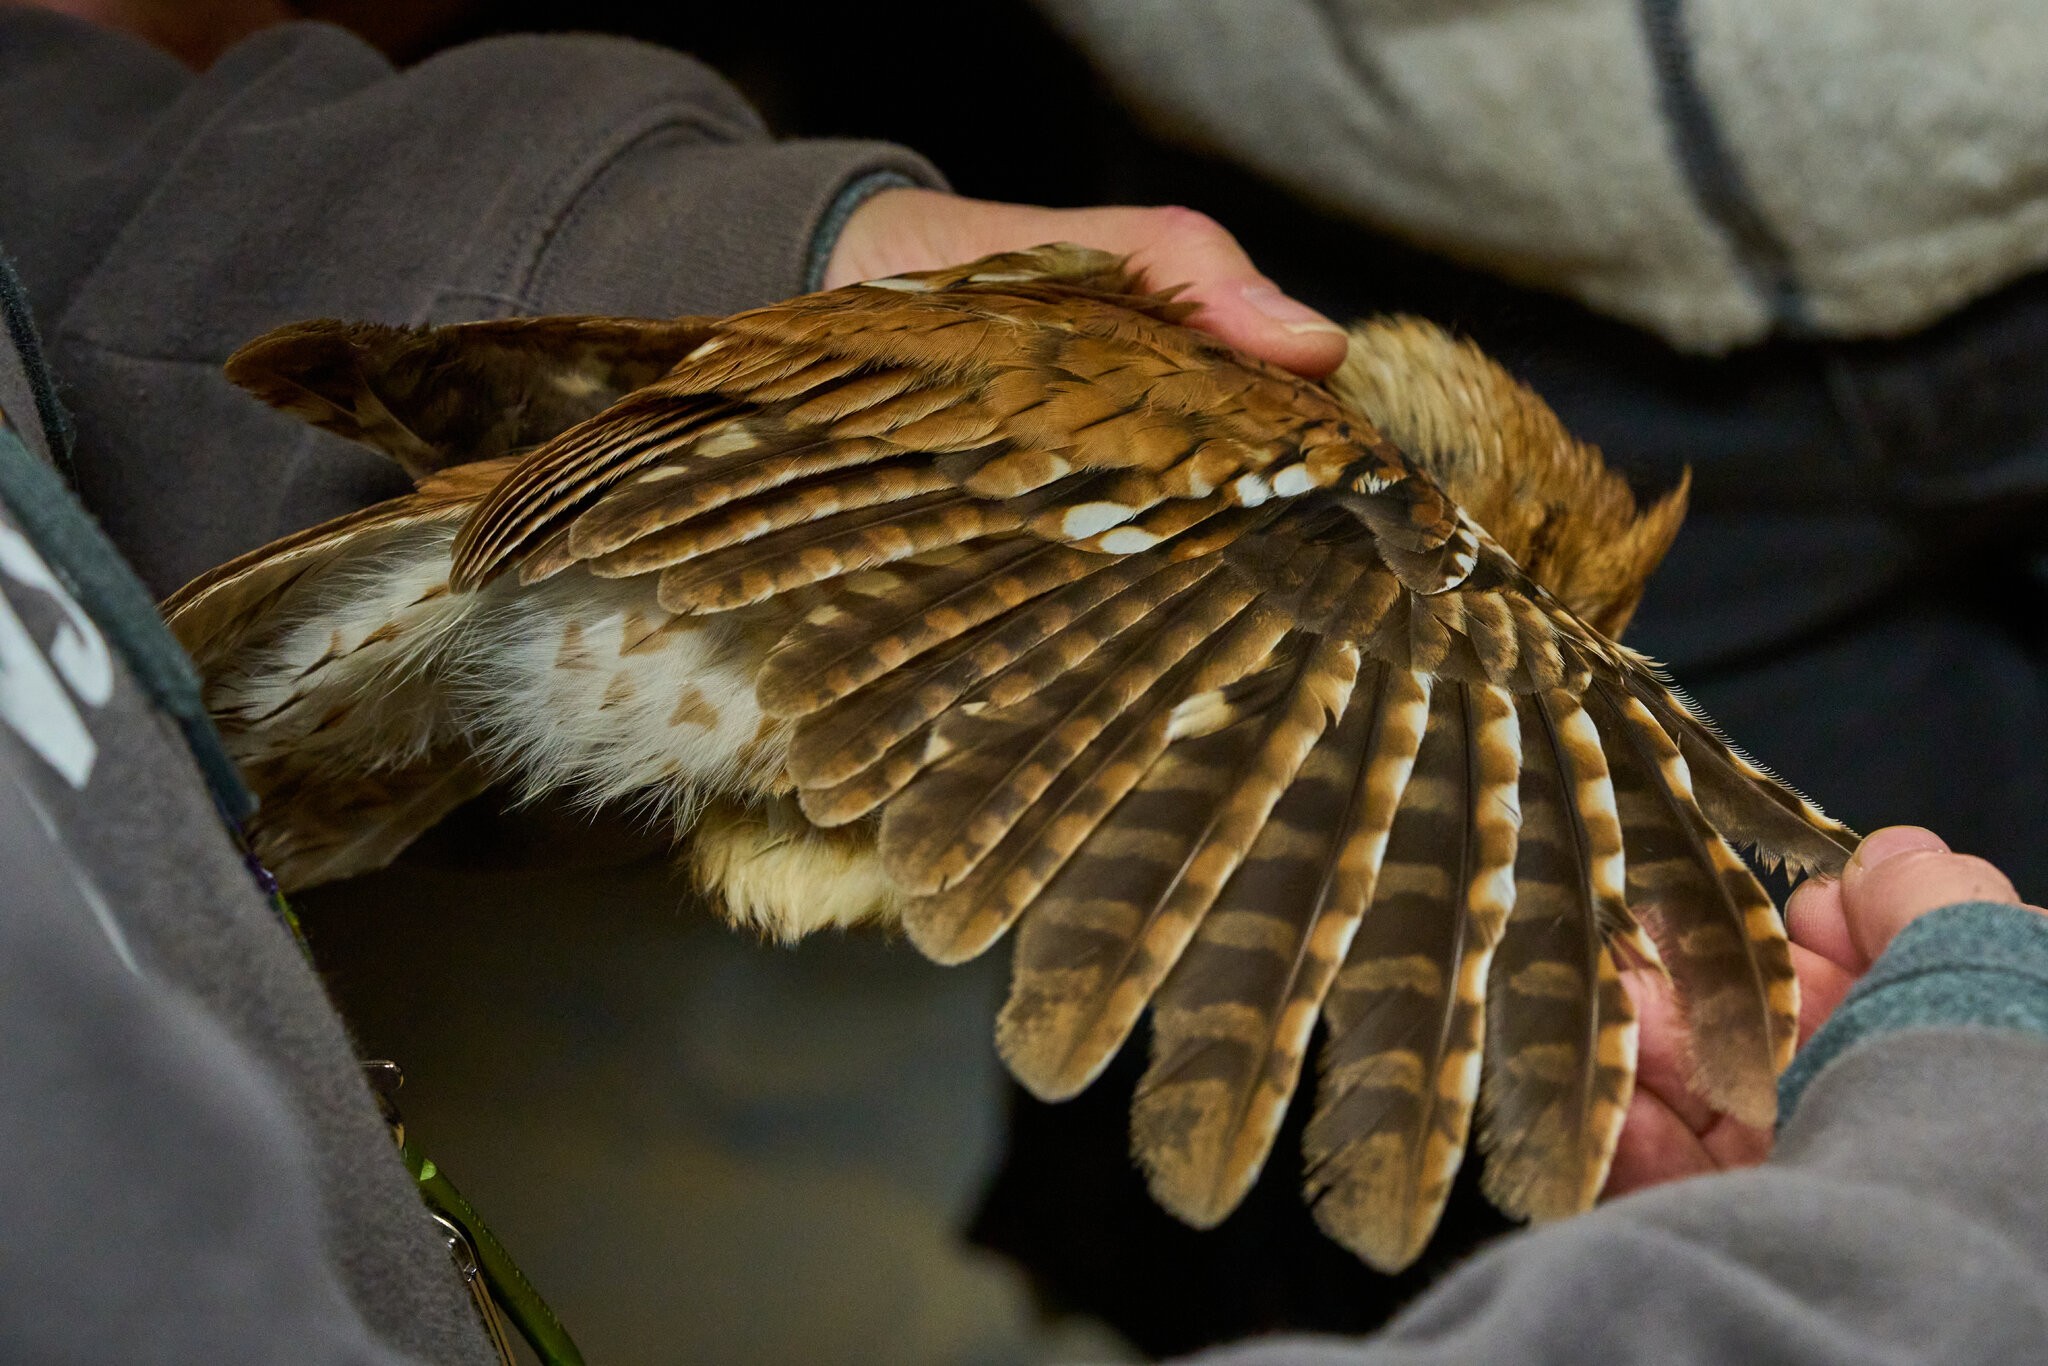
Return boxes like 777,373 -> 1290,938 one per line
225,316 -> 714,482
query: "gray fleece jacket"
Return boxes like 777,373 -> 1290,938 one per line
4,13 -> 2048,1365
1036,0 -> 2048,354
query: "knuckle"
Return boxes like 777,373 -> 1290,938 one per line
1894,851 -> 2015,905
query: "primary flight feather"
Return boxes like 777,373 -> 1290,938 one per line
166,245 -> 1855,1271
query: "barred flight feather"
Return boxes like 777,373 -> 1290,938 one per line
1135,658 -> 1409,1227
901,600 -> 1296,965
1584,683 -> 1799,1120
1475,689 -> 1637,1222
999,632 -> 1361,1101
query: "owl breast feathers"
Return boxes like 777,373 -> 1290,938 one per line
166,245 -> 1855,1272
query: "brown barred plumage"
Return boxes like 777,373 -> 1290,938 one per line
165,245 -> 1856,1272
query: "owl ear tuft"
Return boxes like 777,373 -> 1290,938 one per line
224,314 -> 715,482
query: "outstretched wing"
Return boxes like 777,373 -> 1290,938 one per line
441,245 -> 1854,1270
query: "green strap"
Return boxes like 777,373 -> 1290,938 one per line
401,1140 -> 589,1366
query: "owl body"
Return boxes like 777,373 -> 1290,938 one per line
169,246 -> 1854,1271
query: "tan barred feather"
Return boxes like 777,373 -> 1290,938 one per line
1476,690 -> 1638,1222
759,538 -> 1090,721
460,398 -> 750,581
1302,678 -> 1520,1273
175,243 -> 1862,1280
1621,669 -> 1854,878
880,563 -> 1258,896
998,631 -> 1364,1101
1586,682 -> 1799,1121
581,457 -> 956,576
896,599 -> 1296,965
1132,658 -> 1416,1227
550,433 -> 902,576
655,490 -> 1021,614
784,550 -> 1202,810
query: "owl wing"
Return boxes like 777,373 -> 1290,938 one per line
441,245 -> 1854,1270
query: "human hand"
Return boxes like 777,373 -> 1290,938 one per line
1604,825 -> 2038,1197
823,186 -> 1350,379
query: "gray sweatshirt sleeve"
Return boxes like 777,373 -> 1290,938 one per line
1187,901 -> 2048,1365
0,12 -> 942,595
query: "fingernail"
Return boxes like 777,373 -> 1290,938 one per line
1847,825 -> 1949,874
1241,283 -> 1348,336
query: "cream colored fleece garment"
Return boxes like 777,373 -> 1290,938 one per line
1036,0 -> 2048,353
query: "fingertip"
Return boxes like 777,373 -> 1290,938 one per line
1784,875 -> 1857,970
1272,324 -> 1351,378
1180,302 -> 1347,378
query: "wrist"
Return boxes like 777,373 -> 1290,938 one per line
805,174 -> 928,293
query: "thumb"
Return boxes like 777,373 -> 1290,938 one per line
1108,208 -> 1350,378
1839,826 -> 2022,963
822,190 -> 1349,378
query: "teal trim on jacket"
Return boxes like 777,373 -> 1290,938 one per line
1780,900 -> 2048,1122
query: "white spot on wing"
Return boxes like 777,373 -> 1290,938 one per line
1060,502 -> 1138,538
550,366 -> 608,398
1166,689 -> 1230,742
1095,527 -> 1162,554
1271,464 -> 1316,497
693,424 -> 759,459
